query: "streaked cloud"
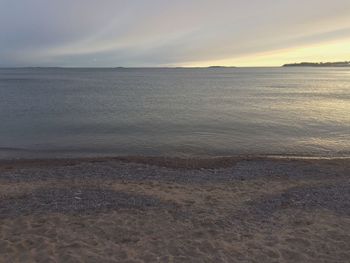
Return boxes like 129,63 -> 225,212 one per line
0,0 -> 349,67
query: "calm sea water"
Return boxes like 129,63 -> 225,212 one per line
0,67 -> 349,159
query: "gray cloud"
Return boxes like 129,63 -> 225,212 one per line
0,0 -> 349,66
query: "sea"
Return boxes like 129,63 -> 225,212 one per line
0,67 -> 349,159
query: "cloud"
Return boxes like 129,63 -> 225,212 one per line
0,0 -> 349,66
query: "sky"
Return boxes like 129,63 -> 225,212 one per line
1,0 -> 350,67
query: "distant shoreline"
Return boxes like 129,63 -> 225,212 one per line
283,61 -> 350,67
1,61 -> 350,69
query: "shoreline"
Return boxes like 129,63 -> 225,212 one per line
1,154 -> 350,170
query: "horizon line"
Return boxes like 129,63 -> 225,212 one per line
0,66 -> 275,69
1,61 -> 349,69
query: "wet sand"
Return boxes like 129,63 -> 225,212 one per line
0,157 -> 349,262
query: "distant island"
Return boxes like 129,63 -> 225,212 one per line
283,61 -> 350,67
208,66 -> 236,69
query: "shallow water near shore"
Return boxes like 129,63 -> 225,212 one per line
0,67 -> 349,159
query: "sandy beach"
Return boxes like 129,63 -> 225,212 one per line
0,156 -> 349,262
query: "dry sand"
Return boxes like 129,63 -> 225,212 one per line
0,157 -> 349,262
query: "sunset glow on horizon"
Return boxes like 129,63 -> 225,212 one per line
0,0 -> 349,67
184,38 -> 350,67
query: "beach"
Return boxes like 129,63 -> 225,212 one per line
2,1 -> 350,262
0,157 -> 349,262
